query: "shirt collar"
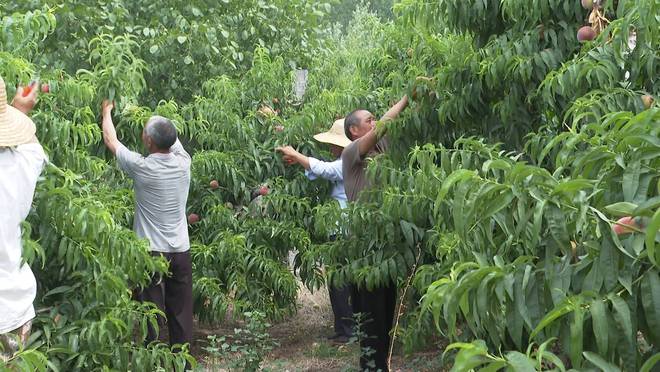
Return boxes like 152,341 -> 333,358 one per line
148,152 -> 173,159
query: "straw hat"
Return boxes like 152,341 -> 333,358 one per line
0,76 -> 36,147
313,118 -> 351,148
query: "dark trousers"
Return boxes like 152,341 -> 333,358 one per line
352,283 -> 397,372
134,251 -> 193,349
328,284 -> 354,337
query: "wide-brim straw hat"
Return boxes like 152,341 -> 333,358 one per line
0,76 -> 36,147
313,118 -> 351,148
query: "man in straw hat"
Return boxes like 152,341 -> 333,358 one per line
276,118 -> 354,343
342,95 -> 409,372
0,77 -> 47,361
100,100 -> 193,350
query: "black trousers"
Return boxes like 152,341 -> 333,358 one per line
328,284 -> 354,337
134,251 -> 193,349
352,283 -> 397,372
328,235 -> 354,337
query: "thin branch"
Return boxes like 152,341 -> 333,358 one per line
387,243 -> 423,370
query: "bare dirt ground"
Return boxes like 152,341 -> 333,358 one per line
192,284 -> 446,371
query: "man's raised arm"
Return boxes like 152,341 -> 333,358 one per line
356,95 -> 409,156
101,100 -> 122,155
169,137 -> 191,161
380,95 -> 409,123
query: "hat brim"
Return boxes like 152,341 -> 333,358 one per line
0,105 -> 36,147
313,132 -> 351,148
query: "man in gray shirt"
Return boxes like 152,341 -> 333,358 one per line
101,100 -> 192,349
342,95 -> 409,372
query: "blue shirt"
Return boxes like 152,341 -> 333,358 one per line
304,157 -> 347,209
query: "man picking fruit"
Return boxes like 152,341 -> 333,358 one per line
100,100 -> 193,351
276,118 -> 354,344
342,95 -> 409,372
0,77 -> 47,361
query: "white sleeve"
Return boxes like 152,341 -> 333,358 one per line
306,158 -> 343,182
304,169 -> 318,181
15,144 -> 47,182
170,139 -> 191,164
14,144 -> 47,218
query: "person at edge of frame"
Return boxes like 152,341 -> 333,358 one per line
0,77 -> 47,362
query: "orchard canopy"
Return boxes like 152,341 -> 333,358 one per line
0,0 -> 658,371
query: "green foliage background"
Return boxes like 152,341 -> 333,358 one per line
0,0 -> 658,371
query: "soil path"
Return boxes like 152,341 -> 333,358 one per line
193,284 -> 445,371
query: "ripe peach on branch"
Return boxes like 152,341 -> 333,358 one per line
187,213 -> 200,224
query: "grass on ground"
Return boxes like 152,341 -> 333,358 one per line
193,284 -> 447,371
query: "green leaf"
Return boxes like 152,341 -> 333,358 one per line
634,196 -> 660,217
482,159 -> 511,173
622,160 -> 641,201
609,294 -> 636,367
552,178 -> 593,195
505,351 -> 536,372
589,298 -> 609,356
569,308 -> 585,368
480,187 -> 514,220
400,220 -> 415,247
604,202 -> 638,217
583,262 -> 603,292
583,351 -> 621,372
446,340 -> 490,372
435,170 -> 476,208
609,295 -> 632,336
388,258 -> 397,284
536,338 -> 565,372
531,296 -> 577,339
640,270 -> 660,345
547,206 -> 570,250
480,360 -> 508,372
646,208 -> 660,266
600,236 -> 619,291
44,285 -> 73,298
640,353 -> 660,372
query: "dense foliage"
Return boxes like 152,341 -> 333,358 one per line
1,0 -> 658,371
2,0 -> 333,103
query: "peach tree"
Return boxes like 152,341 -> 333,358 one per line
308,0 -> 659,370
1,0 -> 658,371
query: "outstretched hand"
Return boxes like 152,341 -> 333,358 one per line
411,76 -> 436,102
276,145 -> 310,169
101,99 -> 114,115
12,81 -> 39,115
276,146 -> 300,165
